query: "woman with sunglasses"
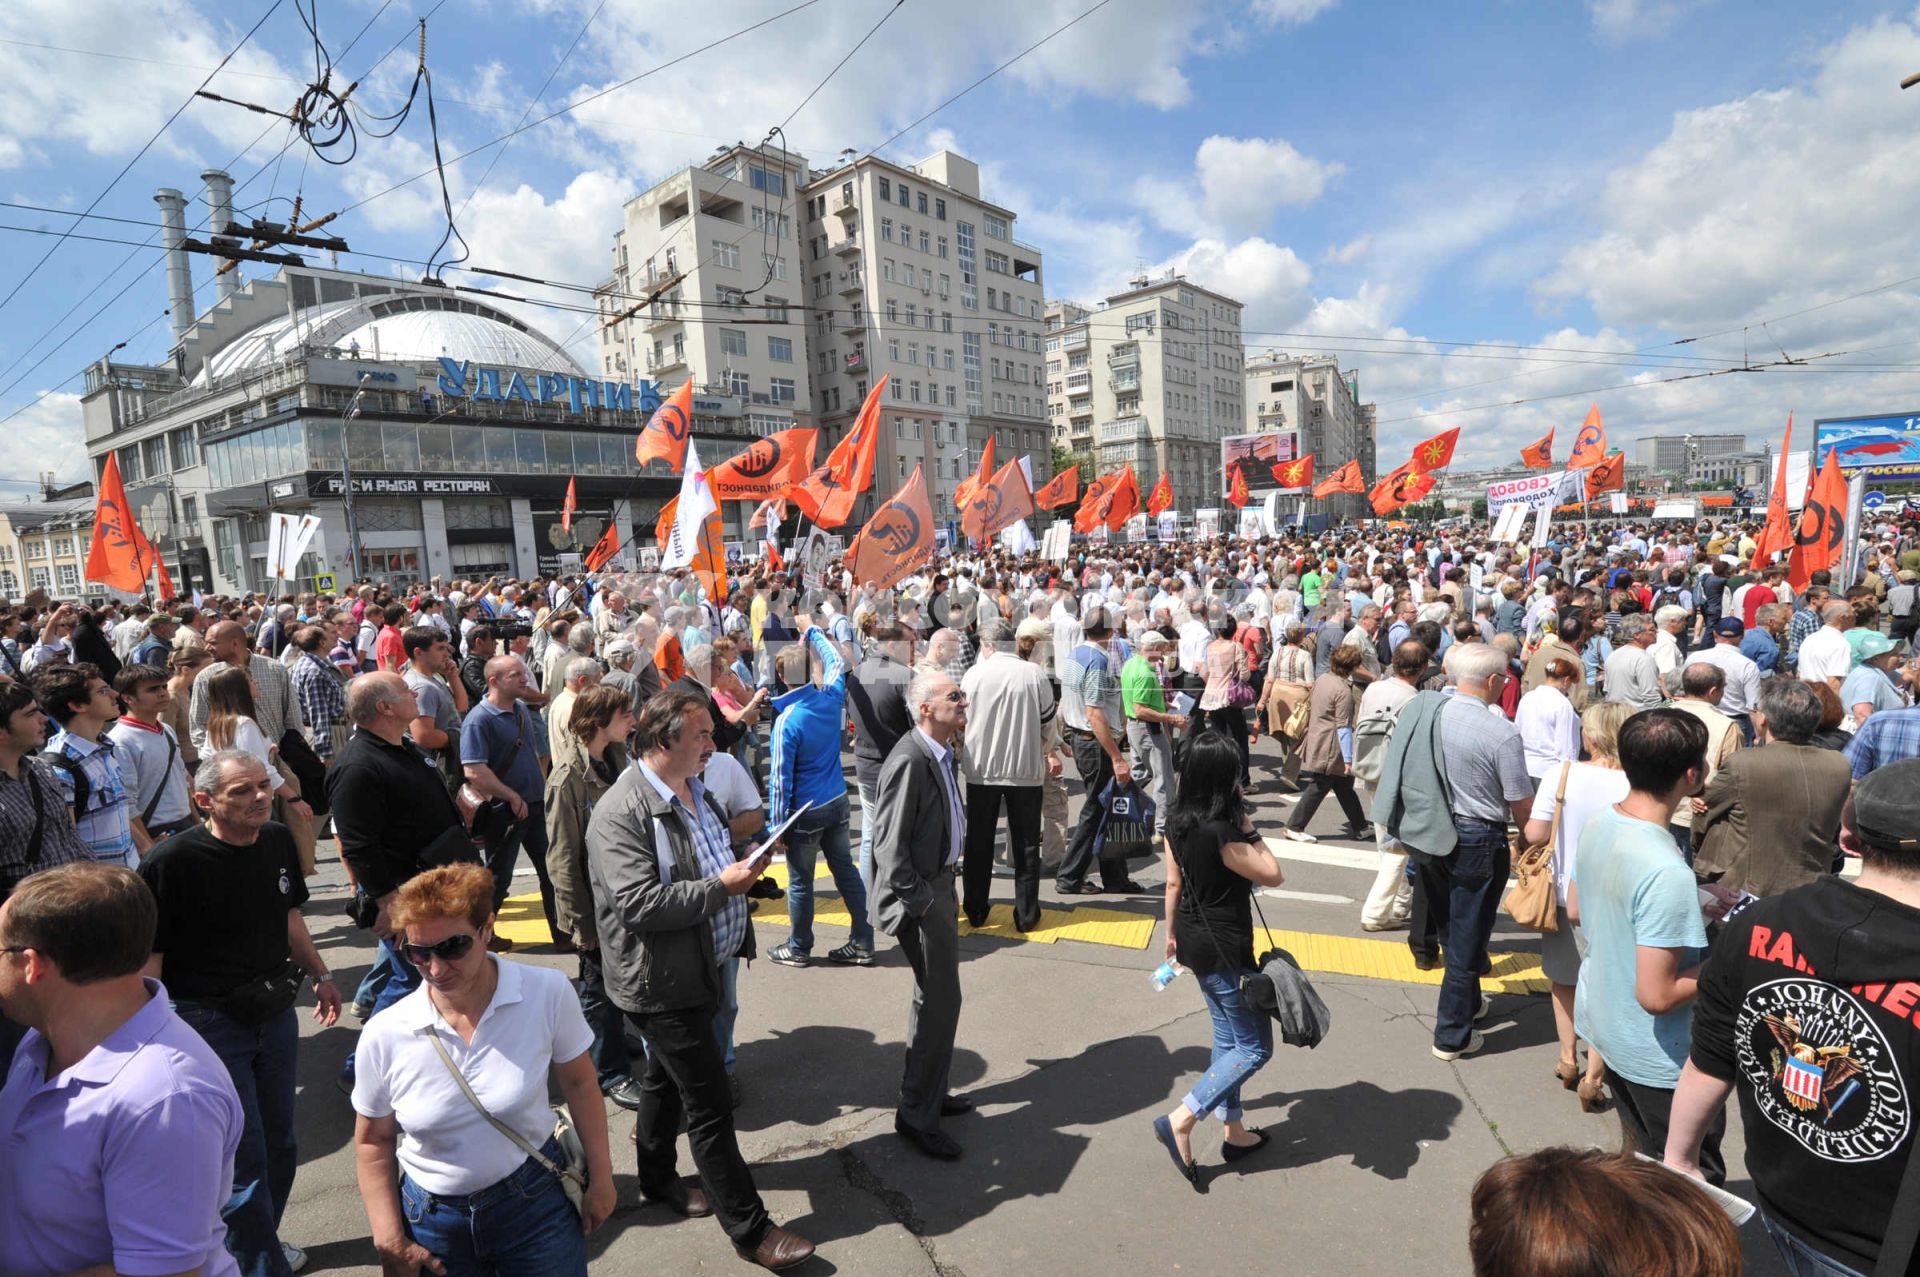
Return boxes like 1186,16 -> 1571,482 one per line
350,863 -> 614,1276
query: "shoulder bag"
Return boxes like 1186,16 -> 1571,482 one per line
1502,763 -> 1565,933
419,1026 -> 586,1215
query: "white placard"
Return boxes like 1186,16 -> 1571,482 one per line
1608,493 -> 1629,515
1195,508 -> 1221,538
266,512 -> 322,580
1157,511 -> 1179,541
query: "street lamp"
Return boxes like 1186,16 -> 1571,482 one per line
339,372 -> 370,582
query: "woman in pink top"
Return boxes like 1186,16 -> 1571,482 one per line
1189,612 -> 1251,787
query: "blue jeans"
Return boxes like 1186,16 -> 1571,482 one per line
577,948 -> 631,1087
782,794 -> 872,953
342,934 -> 422,1084
399,1138 -> 587,1277
1764,1215 -> 1868,1277
174,1002 -> 299,1277
714,955 -> 741,1073
1182,970 -> 1273,1123
1412,818 -> 1512,1052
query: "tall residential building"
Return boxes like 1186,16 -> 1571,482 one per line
796,150 -> 1049,518
1243,352 -> 1376,519
1044,273 -> 1244,509
1634,432 -> 1746,474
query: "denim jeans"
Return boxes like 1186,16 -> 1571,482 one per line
173,1001 -> 299,1277
1412,818 -> 1511,1052
342,934 -> 422,1084
486,800 -> 559,938
399,1138 -> 587,1277
576,948 -> 631,1087
1181,970 -> 1274,1124
1763,1214 -> 1868,1277
782,794 -> 872,953
714,955 -> 741,1072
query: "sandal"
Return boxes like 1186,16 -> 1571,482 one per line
1577,1076 -> 1611,1113
1553,1061 -> 1581,1090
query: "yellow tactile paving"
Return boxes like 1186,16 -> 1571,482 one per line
1256,927 -> 1550,995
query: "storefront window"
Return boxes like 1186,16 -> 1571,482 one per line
347,421 -> 384,471
599,434 -> 627,474
485,428 -> 518,473
451,425 -> 486,470
382,423 -> 421,471
284,420 -> 305,474
307,419 -> 343,470
417,424 -> 453,471
515,430 -> 546,473
546,432 -> 575,475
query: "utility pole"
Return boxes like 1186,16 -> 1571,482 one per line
340,373 -> 370,582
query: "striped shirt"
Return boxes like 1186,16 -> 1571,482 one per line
290,653 -> 347,761
0,757 -> 91,897
43,729 -> 136,867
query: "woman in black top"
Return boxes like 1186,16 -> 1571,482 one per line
1150,730 -> 1286,1188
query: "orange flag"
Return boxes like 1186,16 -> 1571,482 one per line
1752,413 -> 1796,569
792,377 -> 887,527
706,428 -> 819,501
1094,463 -> 1141,532
1585,452 -> 1625,499
1369,461 -> 1434,517
154,556 -> 177,602
850,465 -> 935,589
1567,404 -> 1606,470
692,507 -> 728,601
86,452 -> 160,593
1147,473 -> 1174,516
1272,453 -> 1314,490
1227,463 -> 1249,508
955,435 -> 996,510
1788,449 -> 1848,592
1520,429 -> 1554,469
584,522 -> 621,572
1312,458 -> 1366,498
561,475 -> 577,534
1073,470 -> 1119,533
1034,467 -> 1079,510
654,497 -> 678,548
636,379 -> 694,469
1409,426 -> 1460,473
960,458 -> 1035,542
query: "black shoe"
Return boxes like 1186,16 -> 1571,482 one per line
1055,881 -> 1102,895
894,1117 -> 962,1159
766,943 -> 809,968
1332,824 -> 1371,842
1410,950 -> 1442,971
1106,880 -> 1150,894
1150,1115 -> 1200,1190
1221,1128 -> 1270,1163
604,1077 -> 644,1111
748,876 -> 783,900
939,1094 -> 975,1117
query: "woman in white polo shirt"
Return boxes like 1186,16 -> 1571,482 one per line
350,863 -> 613,1275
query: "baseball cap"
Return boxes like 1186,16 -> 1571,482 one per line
1713,617 -> 1745,637
1853,760 -> 1920,854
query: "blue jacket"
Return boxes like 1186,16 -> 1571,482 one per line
768,628 -> 848,825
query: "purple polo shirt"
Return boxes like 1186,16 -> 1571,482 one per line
0,978 -> 243,1277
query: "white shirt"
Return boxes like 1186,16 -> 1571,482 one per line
1530,761 -> 1630,906
1515,685 -> 1582,779
1795,626 -> 1853,684
702,751 -> 762,820
1651,630 -> 1683,688
351,958 -> 593,1196
1691,642 -> 1762,717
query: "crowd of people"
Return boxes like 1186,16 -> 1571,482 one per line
2,509 -> 1920,1275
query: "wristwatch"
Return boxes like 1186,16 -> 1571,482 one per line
312,969 -> 333,984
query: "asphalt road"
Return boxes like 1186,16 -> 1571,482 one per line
273,735 -> 1790,1277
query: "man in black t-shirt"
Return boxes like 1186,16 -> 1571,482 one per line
141,749 -> 341,1277
1666,758 -> 1920,1277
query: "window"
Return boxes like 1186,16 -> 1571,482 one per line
770,378 -> 796,403
905,303 -> 917,326
898,183 -> 909,207
882,258 -> 895,282
890,379 -> 902,400
29,567 -> 50,593
903,264 -> 915,287
750,206 -> 790,238
747,165 -> 786,196
713,240 -> 740,269
878,176 -> 891,201
937,235 -> 948,259
768,336 -> 793,362
888,338 -> 901,362
984,213 -> 1008,239
918,230 -> 930,253
935,197 -> 946,220
938,273 -> 951,299
985,250 -> 1009,274
720,328 -> 748,356
881,217 -> 893,243
963,332 -> 982,408
726,370 -> 749,396
943,347 -> 955,370
942,311 -> 953,333
886,298 -> 899,322
181,495 -> 198,526
990,357 -> 1000,379
911,381 -> 922,403
946,384 -> 957,407
762,255 -> 787,281
907,342 -> 919,365
169,427 -> 196,470
0,571 -> 13,596
765,295 -> 788,323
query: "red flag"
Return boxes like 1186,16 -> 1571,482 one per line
636,380 -> 694,469
1369,461 -> 1434,517
561,475 -> 577,535
1788,449 -> 1848,593
584,522 -> 621,573
849,465 -> 935,589
1147,473 -> 1174,516
1409,426 -> 1460,473
86,452 -> 159,593
960,458 -> 1035,542
1752,413 -> 1796,569
1034,467 -> 1079,509
154,556 -> 176,602
1271,453 -> 1314,490
1227,464 -> 1249,508
955,435 -> 996,510
792,377 -> 886,527
1312,458 -> 1366,498
1585,452 -> 1625,499
654,498 -> 678,548
1073,470 -> 1119,533
1094,463 -> 1141,532
1567,404 -> 1607,470
1520,429 -> 1554,469
706,428 -> 819,502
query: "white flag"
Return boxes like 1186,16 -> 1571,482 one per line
661,439 -> 716,571
1000,519 -> 1036,555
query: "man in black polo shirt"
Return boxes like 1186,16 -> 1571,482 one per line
325,671 -> 468,1087
141,749 -> 340,1276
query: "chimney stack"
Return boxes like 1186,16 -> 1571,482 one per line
154,188 -> 195,345
202,169 -> 239,302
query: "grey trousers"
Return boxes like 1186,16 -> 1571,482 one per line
1126,719 -> 1174,836
895,869 -> 962,1133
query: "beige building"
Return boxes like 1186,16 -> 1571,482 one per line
0,494 -> 96,601
1045,273 -> 1244,509
798,150 -> 1050,519
1244,351 -> 1376,520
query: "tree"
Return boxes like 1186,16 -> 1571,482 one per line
1050,443 -> 1094,484
1472,497 -> 1489,520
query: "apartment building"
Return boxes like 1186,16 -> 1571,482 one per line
798,150 -> 1050,518
1243,352 -> 1376,520
1634,433 -> 1747,475
1044,274 -> 1244,509
0,495 -> 95,601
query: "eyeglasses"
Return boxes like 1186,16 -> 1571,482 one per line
400,933 -> 478,966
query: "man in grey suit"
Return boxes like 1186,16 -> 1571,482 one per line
871,667 -> 973,1160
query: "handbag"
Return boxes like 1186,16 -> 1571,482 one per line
1094,780 -> 1157,862
1502,763 -> 1565,933
1225,672 -> 1257,709
420,1027 -> 587,1215
277,729 -> 330,815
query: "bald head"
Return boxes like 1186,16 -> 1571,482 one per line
206,619 -> 249,663
346,672 -> 414,728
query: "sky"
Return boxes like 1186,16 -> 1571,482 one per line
3,0 -> 1920,497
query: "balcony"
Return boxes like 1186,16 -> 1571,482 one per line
644,306 -> 687,331
1110,372 -> 1140,392
1097,416 -> 1148,443
1062,330 -> 1088,351
646,348 -> 688,373
836,269 -> 863,295
844,348 -> 868,375
839,312 -> 867,336
833,232 -> 861,257
832,192 -> 858,219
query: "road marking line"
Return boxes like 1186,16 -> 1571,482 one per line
1264,837 -> 1382,872
1259,888 -> 1356,905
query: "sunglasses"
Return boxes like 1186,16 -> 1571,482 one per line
400,933 -> 478,966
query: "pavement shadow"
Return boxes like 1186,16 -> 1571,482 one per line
732,1023 -> 988,1134
1251,1080 -> 1464,1180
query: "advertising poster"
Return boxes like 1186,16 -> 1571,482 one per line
1812,411 -> 1920,481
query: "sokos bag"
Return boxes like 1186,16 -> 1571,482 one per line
1502,763 -> 1565,933
1094,781 -> 1157,861
421,1027 -> 587,1215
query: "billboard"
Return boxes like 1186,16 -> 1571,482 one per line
1812,411 -> 1920,481
1221,430 -> 1299,476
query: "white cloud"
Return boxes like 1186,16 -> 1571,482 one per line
1251,0 -> 1340,24
1322,234 -> 1371,265
0,390 -> 87,488
1146,237 -> 1315,335
1136,134 -> 1340,238
1586,0 -> 1688,41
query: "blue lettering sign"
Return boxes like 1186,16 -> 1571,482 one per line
536,373 -> 567,404
504,372 -> 533,403
603,381 -> 632,412
567,376 -> 600,414
434,359 -> 649,417
436,357 -> 471,396
474,367 -> 503,401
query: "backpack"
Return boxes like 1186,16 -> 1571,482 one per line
43,750 -> 92,821
1351,694 -> 1407,786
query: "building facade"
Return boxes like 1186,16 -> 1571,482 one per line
0,494 -> 94,601
1243,352 -> 1376,520
1634,432 -> 1747,474
1045,273 -> 1244,509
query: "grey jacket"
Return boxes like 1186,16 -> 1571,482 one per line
870,730 -> 958,937
1373,690 -> 1457,858
585,765 -> 755,1014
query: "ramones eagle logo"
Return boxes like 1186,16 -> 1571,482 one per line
1736,978 -> 1910,1162
869,501 -> 922,555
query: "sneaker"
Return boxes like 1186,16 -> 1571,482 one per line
826,942 -> 875,967
1432,1031 -> 1485,1062
1475,996 -> 1494,1023
1281,828 -> 1317,843
282,1242 -> 309,1273
347,1000 -> 372,1021
766,943 -> 810,968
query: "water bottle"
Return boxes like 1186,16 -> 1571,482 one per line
1150,960 -> 1181,991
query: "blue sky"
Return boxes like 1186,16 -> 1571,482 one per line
4,0 -> 1920,495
